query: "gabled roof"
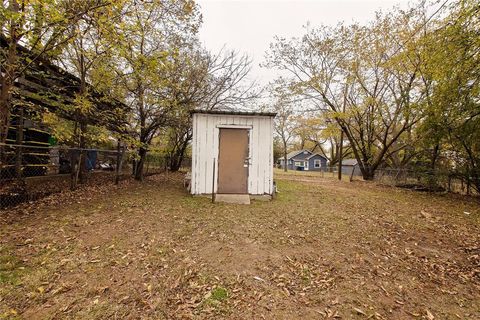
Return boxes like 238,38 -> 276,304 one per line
305,153 -> 327,160
342,159 -> 358,166
286,149 -> 312,159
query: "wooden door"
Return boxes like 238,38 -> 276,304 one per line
217,128 -> 249,194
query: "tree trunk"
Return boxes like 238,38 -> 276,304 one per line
473,170 -> 480,195
135,147 -> 147,181
337,129 -> 344,180
70,150 -> 79,190
362,167 -> 375,180
0,51 -> 15,166
1,1 -> 21,163
169,152 -> 183,172
0,89 -> 12,147
14,106 -> 24,180
115,141 -> 124,185
78,52 -> 88,184
70,122 -> 79,190
169,142 -> 189,172
431,144 -> 440,170
283,142 -> 288,172
135,82 -> 147,181
78,122 -> 87,183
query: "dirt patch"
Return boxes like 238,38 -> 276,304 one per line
1,172 -> 479,319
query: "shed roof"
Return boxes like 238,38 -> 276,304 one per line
191,109 -> 276,117
342,159 -> 358,166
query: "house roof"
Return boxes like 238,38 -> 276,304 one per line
286,149 -> 311,159
191,109 -> 277,117
287,150 -> 328,161
305,153 -> 327,160
342,159 -> 358,166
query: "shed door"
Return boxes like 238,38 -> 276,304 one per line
217,128 -> 249,194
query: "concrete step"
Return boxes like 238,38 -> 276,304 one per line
215,194 -> 251,204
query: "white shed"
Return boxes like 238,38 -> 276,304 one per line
190,110 -> 276,199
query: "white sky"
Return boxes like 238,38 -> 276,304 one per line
196,0 -> 413,86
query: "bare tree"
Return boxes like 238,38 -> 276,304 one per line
267,82 -> 298,172
1,0 -> 110,161
274,105 -> 297,172
265,9 -> 427,179
164,47 -> 261,171
294,115 -> 352,166
56,2 -> 124,188
112,0 -> 201,180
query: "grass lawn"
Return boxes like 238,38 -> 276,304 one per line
1,172 -> 479,319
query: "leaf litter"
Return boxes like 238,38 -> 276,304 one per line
0,171 -> 479,319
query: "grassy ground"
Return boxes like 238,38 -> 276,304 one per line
0,172 -> 479,319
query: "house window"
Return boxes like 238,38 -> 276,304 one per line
294,161 -> 304,167
314,159 -> 321,168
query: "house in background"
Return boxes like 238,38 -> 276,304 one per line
278,149 -> 328,171
341,159 -> 362,176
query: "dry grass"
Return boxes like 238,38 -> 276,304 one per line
1,172 -> 479,319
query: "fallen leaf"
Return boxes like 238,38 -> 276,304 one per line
426,309 -> 434,320
353,307 -> 366,316
421,210 -> 432,219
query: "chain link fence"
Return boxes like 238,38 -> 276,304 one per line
275,164 -> 479,196
0,144 -> 189,209
333,165 -> 479,196
363,168 -> 480,196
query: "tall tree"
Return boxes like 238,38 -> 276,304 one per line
0,0 -> 110,149
265,7 -> 428,179
112,0 -> 201,180
268,83 -> 298,172
418,0 -> 480,192
56,1 -> 125,187
163,48 -> 260,171
294,115 -> 352,165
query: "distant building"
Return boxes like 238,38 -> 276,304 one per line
278,149 -> 328,171
341,159 -> 362,176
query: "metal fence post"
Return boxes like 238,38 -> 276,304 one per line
115,141 -> 124,185
212,158 -> 216,203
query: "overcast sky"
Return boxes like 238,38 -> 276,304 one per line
196,0 -> 412,86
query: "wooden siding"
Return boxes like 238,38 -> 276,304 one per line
191,113 -> 274,195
